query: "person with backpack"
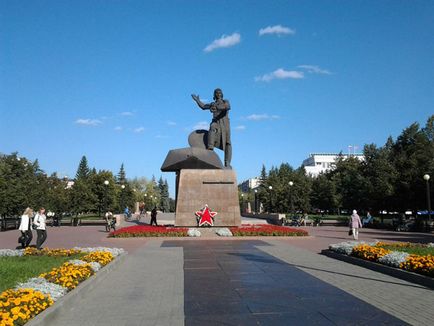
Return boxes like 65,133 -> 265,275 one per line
18,207 -> 34,248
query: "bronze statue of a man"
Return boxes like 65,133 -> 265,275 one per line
191,88 -> 232,169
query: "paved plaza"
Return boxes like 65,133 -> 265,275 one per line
1,218 -> 434,325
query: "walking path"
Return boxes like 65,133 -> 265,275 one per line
2,222 -> 433,325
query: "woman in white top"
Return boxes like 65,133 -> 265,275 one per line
18,207 -> 33,248
34,207 -> 47,249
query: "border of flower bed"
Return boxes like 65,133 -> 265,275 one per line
25,252 -> 127,326
321,249 -> 434,290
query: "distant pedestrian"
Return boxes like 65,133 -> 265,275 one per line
150,207 -> 158,226
363,211 -> 373,227
139,202 -> 145,214
302,212 -> 312,227
124,207 -> 131,221
18,207 -> 33,248
349,210 -> 362,240
34,207 -> 47,249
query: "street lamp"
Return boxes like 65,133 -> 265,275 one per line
120,184 -> 126,210
241,193 -> 244,213
268,186 -> 273,213
423,174 -> 431,231
254,189 -> 258,214
103,180 -> 109,214
289,181 -> 294,216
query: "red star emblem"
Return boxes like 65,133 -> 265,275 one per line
195,205 -> 217,227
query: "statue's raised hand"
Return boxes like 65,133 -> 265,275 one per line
191,94 -> 200,102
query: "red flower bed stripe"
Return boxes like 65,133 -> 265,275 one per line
110,225 -> 188,238
109,225 -> 308,237
230,225 -> 308,237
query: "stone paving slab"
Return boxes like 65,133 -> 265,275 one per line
260,239 -> 434,326
165,240 -> 407,326
2,224 -> 434,325
35,240 -> 184,326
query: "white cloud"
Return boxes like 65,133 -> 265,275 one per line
193,121 -> 209,130
298,65 -> 331,75
75,118 -> 102,126
167,121 -> 177,126
155,134 -> 169,139
121,111 -> 134,116
114,126 -> 123,131
133,127 -> 145,133
255,68 -> 304,82
235,125 -> 246,131
259,25 -> 295,36
246,114 -> 280,121
204,33 -> 241,52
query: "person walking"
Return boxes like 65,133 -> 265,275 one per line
33,207 -> 47,249
150,207 -> 158,226
349,210 -> 362,240
18,207 -> 34,248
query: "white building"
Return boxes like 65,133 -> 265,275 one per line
240,177 -> 261,192
302,153 -> 364,177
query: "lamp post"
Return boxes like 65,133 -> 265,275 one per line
241,193 -> 244,214
289,181 -> 294,217
103,180 -> 109,214
254,189 -> 258,214
268,186 -> 273,213
120,184 -> 126,211
423,174 -> 431,231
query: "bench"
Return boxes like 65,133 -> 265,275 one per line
70,218 -> 107,226
0,217 -> 20,231
70,215 -> 122,227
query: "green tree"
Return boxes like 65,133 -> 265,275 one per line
310,173 -> 338,213
0,153 -> 38,216
45,173 -> 71,217
330,156 -> 367,212
391,121 -> 433,212
362,143 -> 397,212
75,156 -> 90,180
69,179 -> 96,216
158,177 -> 170,212
117,163 -> 126,184
88,171 -> 117,215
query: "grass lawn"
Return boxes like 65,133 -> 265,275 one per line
0,254 -> 84,293
376,244 -> 434,256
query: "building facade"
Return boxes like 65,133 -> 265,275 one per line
239,177 -> 261,192
302,153 -> 364,177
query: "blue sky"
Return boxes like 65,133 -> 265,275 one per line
1,1 -> 433,197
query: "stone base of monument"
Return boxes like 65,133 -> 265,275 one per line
175,169 -> 241,227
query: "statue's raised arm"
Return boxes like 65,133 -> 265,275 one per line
191,94 -> 210,110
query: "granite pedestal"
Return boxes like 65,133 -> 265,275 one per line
175,169 -> 241,227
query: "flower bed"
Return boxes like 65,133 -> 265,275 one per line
109,224 -> 308,237
109,225 -> 188,237
329,241 -> 434,278
0,288 -> 53,326
0,247 -> 124,325
352,244 -> 391,262
23,248 -> 81,257
40,262 -> 95,290
230,225 -> 308,237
